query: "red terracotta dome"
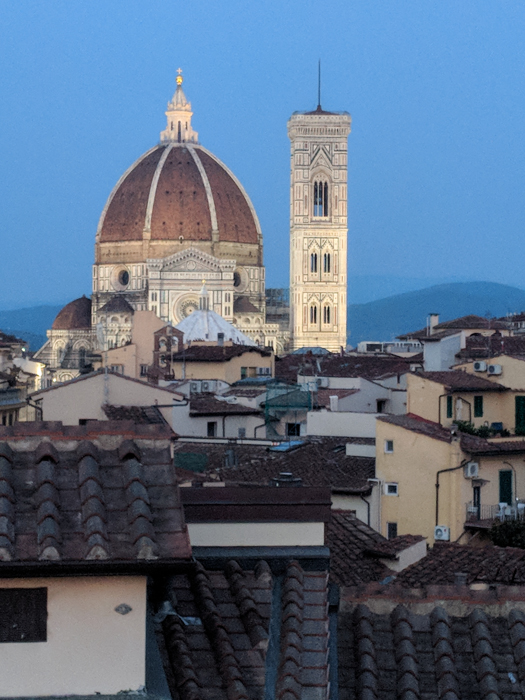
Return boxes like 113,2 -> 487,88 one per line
52,296 -> 92,330
96,144 -> 261,246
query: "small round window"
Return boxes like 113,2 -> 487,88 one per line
233,271 -> 241,287
118,270 -> 129,286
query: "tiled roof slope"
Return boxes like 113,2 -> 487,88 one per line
326,512 -> 393,586
379,414 -> 525,455
338,603 -> 525,700
326,512 -> 425,587
416,370 -> 507,391
159,559 -> 330,700
399,314 -> 508,339
397,543 -> 525,587
172,345 -> 271,362
177,437 -> 375,493
456,333 -> 525,360
276,354 -> 414,382
189,396 -> 261,416
0,422 -> 190,564
102,404 -> 170,425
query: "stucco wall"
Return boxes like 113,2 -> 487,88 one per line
306,410 -> 378,437
0,576 -> 146,698
172,352 -> 274,384
35,373 -> 181,424
172,409 -> 264,438
188,521 -> 324,547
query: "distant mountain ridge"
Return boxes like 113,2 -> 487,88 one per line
347,281 -> 525,345
2,281 -> 525,352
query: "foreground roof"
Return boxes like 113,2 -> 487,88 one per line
0,422 -> 191,566
338,602 -> 525,700
159,558 -> 330,700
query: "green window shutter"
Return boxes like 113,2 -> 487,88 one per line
499,470 -> 513,505
474,395 -> 483,418
516,396 -> 525,435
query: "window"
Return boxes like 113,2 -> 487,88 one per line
238,428 -> 246,439
287,423 -> 301,436
310,253 -> 318,273
207,421 -> 217,437
0,588 -> 47,642
377,400 -> 387,413
140,364 -> 149,377
109,365 -> 124,374
387,522 -> 398,540
446,395 -> 453,419
385,483 -> 399,496
499,469 -> 512,505
384,439 -> 394,453
310,305 -> 318,324
313,181 -> 329,217
474,395 -> 484,418
323,253 -> 331,273
323,305 -> 330,324
241,367 -> 247,379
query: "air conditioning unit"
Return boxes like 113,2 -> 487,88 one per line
434,525 -> 450,541
473,361 -> 487,372
316,377 -> 329,387
488,364 -> 502,375
464,461 -> 479,479
202,382 -> 210,392
190,381 -> 200,393
257,367 -> 271,375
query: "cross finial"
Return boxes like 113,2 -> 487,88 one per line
177,67 -> 183,75
176,67 -> 183,86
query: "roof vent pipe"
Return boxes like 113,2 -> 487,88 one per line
269,472 -> 303,487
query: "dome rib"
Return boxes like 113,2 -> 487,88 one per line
188,145 -> 218,234
144,144 -> 173,232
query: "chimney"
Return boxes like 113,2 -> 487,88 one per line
329,395 -> 339,412
217,332 -> 224,347
429,313 -> 439,335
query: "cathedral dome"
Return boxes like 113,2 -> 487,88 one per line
96,144 -> 261,246
52,296 -> 92,330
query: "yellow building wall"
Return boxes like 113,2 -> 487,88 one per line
101,311 -> 166,379
406,374 -> 445,422
173,352 -> 274,384
0,576 -> 146,698
458,355 -> 525,391
376,420 -> 468,543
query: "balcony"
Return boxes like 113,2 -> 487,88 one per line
465,501 -> 525,526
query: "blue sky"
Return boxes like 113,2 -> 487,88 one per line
1,1 -> 525,308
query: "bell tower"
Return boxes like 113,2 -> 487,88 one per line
287,99 -> 351,351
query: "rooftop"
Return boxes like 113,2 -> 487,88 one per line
171,344 -> 271,362
0,422 -> 190,568
175,436 -> 375,494
415,370 -> 507,392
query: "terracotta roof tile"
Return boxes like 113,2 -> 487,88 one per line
160,559 -> 329,700
416,370 -> 506,391
179,436 -> 375,493
0,422 -> 190,565
52,296 -> 92,331
172,345 -> 271,363
189,397 -> 260,416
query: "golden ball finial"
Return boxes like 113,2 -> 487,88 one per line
176,67 -> 183,85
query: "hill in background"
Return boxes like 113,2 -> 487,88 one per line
0,305 -> 62,351
2,281 -> 525,353
347,281 -> 525,346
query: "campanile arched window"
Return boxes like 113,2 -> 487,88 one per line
323,253 -> 331,274
314,181 -> 329,217
310,253 -> 318,273
323,305 -> 331,324
310,305 -> 318,324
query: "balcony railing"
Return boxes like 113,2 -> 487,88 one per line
466,501 -> 525,523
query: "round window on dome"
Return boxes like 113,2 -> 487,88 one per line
119,270 -> 130,287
